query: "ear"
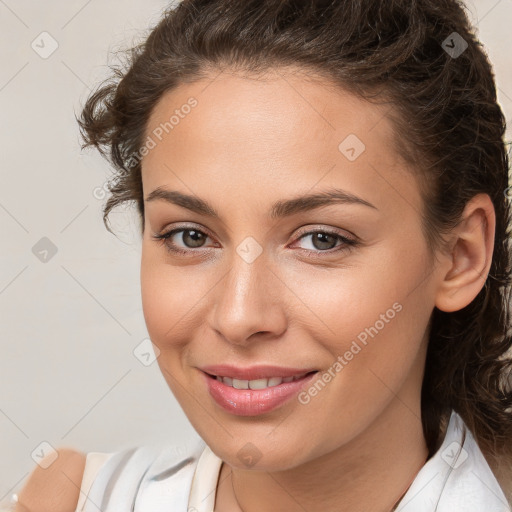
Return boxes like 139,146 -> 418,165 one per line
435,193 -> 496,313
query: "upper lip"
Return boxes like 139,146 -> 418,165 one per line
199,364 -> 318,381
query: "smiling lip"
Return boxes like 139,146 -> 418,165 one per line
199,366 -> 319,416
199,364 -> 318,380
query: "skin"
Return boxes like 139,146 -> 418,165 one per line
139,67 -> 495,512
16,448 -> 86,512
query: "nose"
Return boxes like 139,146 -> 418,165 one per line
209,254 -> 288,346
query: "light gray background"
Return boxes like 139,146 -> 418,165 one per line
0,0 -> 511,500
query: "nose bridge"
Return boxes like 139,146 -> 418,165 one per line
210,246 -> 285,344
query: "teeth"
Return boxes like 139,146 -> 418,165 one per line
215,373 -> 309,389
233,379 -> 250,389
249,378 -> 272,390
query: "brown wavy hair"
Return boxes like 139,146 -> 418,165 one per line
77,0 -> 512,495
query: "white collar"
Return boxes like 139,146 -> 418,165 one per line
397,410 -> 510,511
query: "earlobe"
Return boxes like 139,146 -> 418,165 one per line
434,193 -> 496,313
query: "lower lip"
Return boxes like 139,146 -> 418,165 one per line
201,371 -> 318,416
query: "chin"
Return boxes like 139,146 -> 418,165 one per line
209,437 -> 312,472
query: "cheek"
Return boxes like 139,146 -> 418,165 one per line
280,237 -> 426,345
140,249 -> 207,402
284,263 -> 417,394
289,239 -> 430,355
140,247 -> 215,351
298,253 -> 432,444
140,248 -> 183,347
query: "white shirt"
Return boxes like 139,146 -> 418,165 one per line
75,409 -> 511,511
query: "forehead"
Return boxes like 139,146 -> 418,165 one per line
144,68 -> 393,156
140,68 -> 421,217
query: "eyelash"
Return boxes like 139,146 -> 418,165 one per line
151,225 -> 359,259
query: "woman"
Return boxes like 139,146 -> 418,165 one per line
11,0 -> 512,510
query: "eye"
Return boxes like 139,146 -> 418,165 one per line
151,225 -> 359,258
151,226 -> 214,256
291,229 -> 359,257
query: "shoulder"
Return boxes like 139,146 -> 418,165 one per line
16,439 -> 209,512
82,439 -> 208,511
17,447 -> 87,512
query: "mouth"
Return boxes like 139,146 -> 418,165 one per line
203,370 -> 318,390
201,369 -> 320,416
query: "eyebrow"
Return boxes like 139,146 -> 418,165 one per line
144,186 -> 378,219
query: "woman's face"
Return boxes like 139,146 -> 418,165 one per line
140,68 -> 441,469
